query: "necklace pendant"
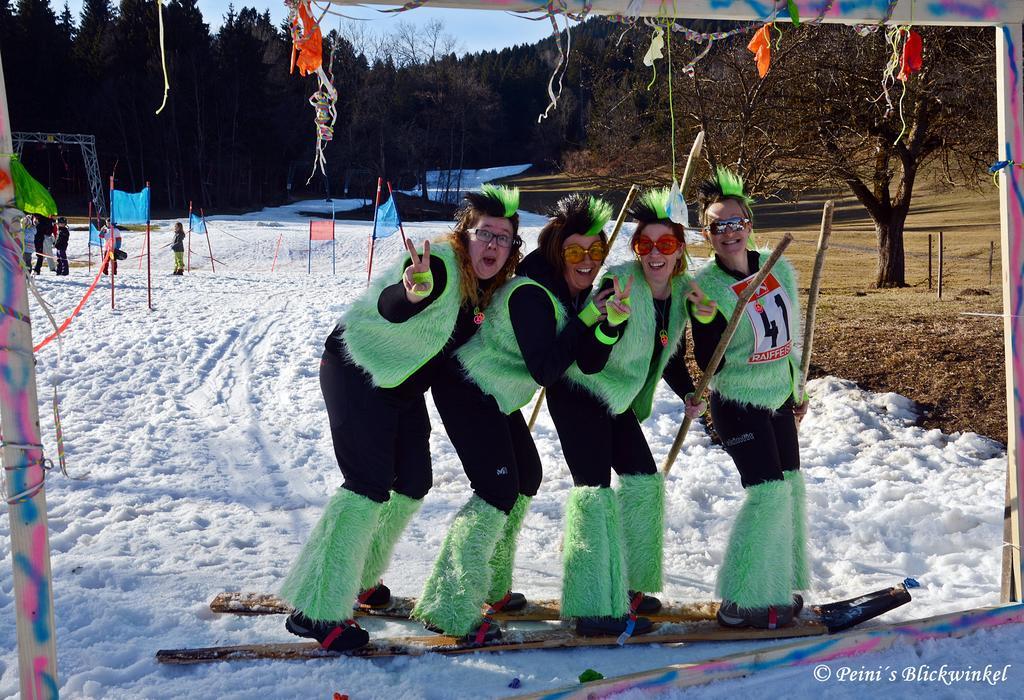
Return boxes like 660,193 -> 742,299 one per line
659,329 -> 669,347
473,307 -> 485,325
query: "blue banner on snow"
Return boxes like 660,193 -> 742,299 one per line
189,212 -> 207,235
374,195 -> 401,239
89,221 -> 102,247
111,187 -> 150,224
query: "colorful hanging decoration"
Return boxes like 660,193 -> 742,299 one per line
787,0 -> 801,26
286,0 -> 338,184
155,0 -> 171,114
289,0 -> 323,77
898,29 -> 923,81
748,23 -> 773,78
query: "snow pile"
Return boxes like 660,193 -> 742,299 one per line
406,164 -> 533,203
0,202 -> 1015,699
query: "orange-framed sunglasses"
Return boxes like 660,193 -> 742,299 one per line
633,234 -> 682,256
562,242 -> 607,264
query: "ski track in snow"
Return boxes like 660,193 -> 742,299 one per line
0,200 -> 1016,699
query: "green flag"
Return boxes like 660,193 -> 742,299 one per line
10,157 -> 58,217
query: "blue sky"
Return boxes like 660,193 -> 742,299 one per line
61,1 -> 556,54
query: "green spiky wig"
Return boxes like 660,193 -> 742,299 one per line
551,193 -> 613,238
467,184 -> 520,219
629,187 -> 672,223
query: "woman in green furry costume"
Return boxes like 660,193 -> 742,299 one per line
279,186 -> 523,651
688,168 -> 811,629
412,194 -> 623,644
549,187 -> 711,638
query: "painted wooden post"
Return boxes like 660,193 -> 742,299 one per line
937,230 -> 944,300
996,22 -> 1023,604
0,47 -> 61,700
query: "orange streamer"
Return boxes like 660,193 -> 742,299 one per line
747,23 -> 773,78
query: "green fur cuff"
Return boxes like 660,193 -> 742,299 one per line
785,470 -> 811,591
487,494 -> 531,602
279,488 -> 382,621
716,479 -> 794,609
562,487 -> 629,619
617,473 -> 665,592
359,492 -> 423,590
412,496 -> 506,635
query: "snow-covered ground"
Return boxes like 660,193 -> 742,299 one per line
405,164 -> 534,203
2,200 -> 1018,699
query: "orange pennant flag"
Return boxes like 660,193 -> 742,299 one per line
747,23 -> 773,78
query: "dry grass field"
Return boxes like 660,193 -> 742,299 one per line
503,170 -> 1009,444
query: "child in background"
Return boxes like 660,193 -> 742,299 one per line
55,217 -> 70,276
172,222 -> 185,275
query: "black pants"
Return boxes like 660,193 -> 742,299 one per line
430,360 -> 543,514
710,394 -> 800,488
56,248 -> 69,276
319,350 -> 432,503
546,380 -> 656,487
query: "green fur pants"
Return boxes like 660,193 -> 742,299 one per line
561,487 -> 629,619
279,487 -> 382,621
359,492 -> 423,591
616,472 -> 665,593
412,496 -> 506,636
716,479 -> 794,609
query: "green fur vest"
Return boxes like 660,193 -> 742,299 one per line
342,242 -> 460,388
567,262 -> 689,421
695,252 -> 801,409
457,277 -> 566,414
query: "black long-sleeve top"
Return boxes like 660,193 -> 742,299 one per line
509,250 -> 616,386
326,255 -> 490,397
687,250 -> 762,375
592,276 -> 694,400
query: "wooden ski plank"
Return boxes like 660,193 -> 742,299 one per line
155,620 -> 827,665
208,592 -> 720,623
515,604 -> 1024,699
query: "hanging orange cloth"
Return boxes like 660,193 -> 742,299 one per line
898,30 -> 923,81
747,23 -> 772,78
290,1 -> 323,77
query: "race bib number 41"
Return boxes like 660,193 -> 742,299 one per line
730,272 -> 793,364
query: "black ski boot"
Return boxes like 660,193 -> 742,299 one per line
628,590 -> 662,614
285,610 -> 369,652
716,600 -> 795,630
422,618 -> 503,645
487,590 -> 527,613
575,615 -> 653,638
356,583 -> 391,609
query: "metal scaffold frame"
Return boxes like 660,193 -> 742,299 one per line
13,131 -> 105,215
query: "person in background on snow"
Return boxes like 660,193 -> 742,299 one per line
54,217 -> 70,276
20,214 -> 36,270
412,194 -> 619,644
688,168 -> 810,629
279,185 -> 523,652
549,188 -> 712,638
33,214 -> 55,274
172,222 -> 186,275
100,219 -> 123,275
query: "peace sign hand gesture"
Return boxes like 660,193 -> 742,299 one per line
606,274 -> 633,327
403,238 -> 433,303
686,280 -> 717,321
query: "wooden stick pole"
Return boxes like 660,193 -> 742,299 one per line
928,234 -> 932,289
0,46 -> 60,698
937,230 -> 944,300
527,183 -> 639,431
661,233 -> 793,476
795,200 -> 833,403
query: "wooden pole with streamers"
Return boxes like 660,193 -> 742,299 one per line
0,46 -> 61,699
